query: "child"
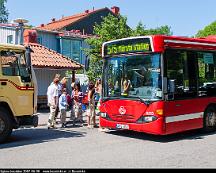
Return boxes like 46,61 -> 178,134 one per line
59,88 -> 68,128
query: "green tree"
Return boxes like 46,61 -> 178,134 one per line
85,15 -> 172,81
0,0 -> 8,23
85,14 -> 132,81
132,22 -> 173,36
196,21 -> 216,37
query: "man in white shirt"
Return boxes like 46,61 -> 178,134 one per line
47,77 -> 59,129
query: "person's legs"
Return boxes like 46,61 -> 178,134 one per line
48,106 -> 56,128
89,104 -> 96,128
60,109 -> 67,127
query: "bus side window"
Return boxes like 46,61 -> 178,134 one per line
165,50 -> 198,100
198,52 -> 216,97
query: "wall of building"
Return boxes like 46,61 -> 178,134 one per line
0,26 -> 19,44
34,68 -> 68,105
65,9 -> 112,34
37,31 -> 58,51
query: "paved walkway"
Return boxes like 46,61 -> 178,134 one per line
37,108 -> 98,127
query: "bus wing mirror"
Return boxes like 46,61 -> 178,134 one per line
163,77 -> 168,94
169,79 -> 175,93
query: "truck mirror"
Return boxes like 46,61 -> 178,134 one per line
25,46 -> 33,68
85,56 -> 90,71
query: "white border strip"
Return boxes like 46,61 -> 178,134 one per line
166,112 -> 203,123
164,39 -> 216,47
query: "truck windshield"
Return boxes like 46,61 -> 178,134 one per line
103,53 -> 162,101
0,51 -> 31,82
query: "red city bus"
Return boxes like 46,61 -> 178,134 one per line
99,35 -> 216,135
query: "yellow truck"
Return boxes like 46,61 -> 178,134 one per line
0,43 -> 38,143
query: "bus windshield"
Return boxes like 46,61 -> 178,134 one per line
0,51 -> 31,82
103,53 -> 162,101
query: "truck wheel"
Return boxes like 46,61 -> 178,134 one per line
203,106 -> 216,132
0,108 -> 13,143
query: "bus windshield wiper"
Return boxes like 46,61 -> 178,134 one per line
103,96 -> 152,106
102,96 -> 121,102
127,96 -> 151,106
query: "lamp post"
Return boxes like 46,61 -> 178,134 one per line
13,18 -> 29,45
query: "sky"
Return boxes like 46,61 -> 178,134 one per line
6,0 -> 216,37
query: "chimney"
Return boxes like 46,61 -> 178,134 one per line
51,18 -> 56,22
40,24 -> 44,27
23,29 -> 38,44
85,10 -> 89,14
111,6 -> 120,15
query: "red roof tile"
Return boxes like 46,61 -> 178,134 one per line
25,43 -> 83,70
36,8 -> 110,31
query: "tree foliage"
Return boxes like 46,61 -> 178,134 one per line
85,14 -> 132,81
196,21 -> 216,37
0,0 -> 8,23
132,22 -> 173,36
85,14 -> 172,81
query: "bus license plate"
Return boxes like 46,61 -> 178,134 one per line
116,124 -> 129,130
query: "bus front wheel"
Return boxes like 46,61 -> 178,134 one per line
0,108 -> 13,143
203,106 -> 216,132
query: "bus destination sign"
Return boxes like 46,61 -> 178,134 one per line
104,38 -> 152,56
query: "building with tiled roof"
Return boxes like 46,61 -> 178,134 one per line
26,42 -> 82,70
36,6 -> 120,34
34,6 -> 121,65
22,29 -> 83,105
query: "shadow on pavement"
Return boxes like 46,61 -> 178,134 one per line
0,127 -> 86,149
106,129 -> 216,143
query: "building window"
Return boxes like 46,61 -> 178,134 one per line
7,35 -> 13,44
61,39 -> 82,63
37,37 -> 42,44
71,40 -> 81,62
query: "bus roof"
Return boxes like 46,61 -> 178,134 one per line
0,43 -> 26,52
103,35 -> 216,46
102,35 -> 216,57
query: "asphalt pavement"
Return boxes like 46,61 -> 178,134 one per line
0,108 -> 216,168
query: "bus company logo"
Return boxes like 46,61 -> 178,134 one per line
119,106 -> 127,115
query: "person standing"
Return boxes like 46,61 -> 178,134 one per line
95,78 -> 102,112
59,88 -> 68,128
87,81 -> 96,128
54,74 -> 63,120
47,77 -> 59,129
72,83 -> 84,125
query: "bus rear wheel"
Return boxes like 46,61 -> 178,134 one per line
0,108 -> 13,143
203,106 -> 216,132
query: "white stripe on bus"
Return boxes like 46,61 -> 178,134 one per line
164,39 -> 216,47
165,112 -> 204,123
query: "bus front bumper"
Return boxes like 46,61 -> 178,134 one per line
99,116 -> 165,135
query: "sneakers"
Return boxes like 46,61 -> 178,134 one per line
47,125 -> 56,129
87,125 -> 94,129
98,127 -> 109,132
61,123 -> 66,128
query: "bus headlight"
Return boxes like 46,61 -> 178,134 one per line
100,112 -> 107,118
143,116 -> 158,123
